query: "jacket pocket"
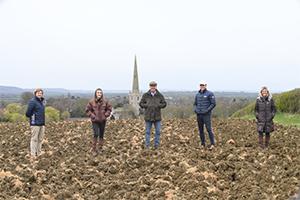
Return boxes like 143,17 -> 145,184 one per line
31,114 -> 36,125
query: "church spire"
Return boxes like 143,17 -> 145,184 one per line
132,55 -> 139,93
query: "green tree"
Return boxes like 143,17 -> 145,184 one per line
70,98 -> 89,118
45,106 -> 60,122
5,103 -> 23,113
0,109 -> 6,122
21,92 -> 33,105
61,111 -> 70,120
9,113 -> 26,122
3,103 -> 26,122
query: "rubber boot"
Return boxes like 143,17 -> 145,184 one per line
265,135 -> 270,148
98,138 -> 104,151
92,138 -> 98,156
259,135 -> 264,149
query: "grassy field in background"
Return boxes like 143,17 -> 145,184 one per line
235,113 -> 300,127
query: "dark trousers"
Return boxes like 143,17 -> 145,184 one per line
92,121 -> 106,139
197,114 -> 215,146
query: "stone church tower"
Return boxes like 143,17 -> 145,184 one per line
129,56 -> 142,116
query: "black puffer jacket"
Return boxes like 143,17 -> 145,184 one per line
255,94 -> 276,133
139,90 -> 167,121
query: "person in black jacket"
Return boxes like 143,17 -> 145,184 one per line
255,86 -> 276,148
25,88 -> 46,159
139,81 -> 167,149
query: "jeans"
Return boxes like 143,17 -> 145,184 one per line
145,120 -> 161,148
197,114 -> 215,146
92,121 -> 106,139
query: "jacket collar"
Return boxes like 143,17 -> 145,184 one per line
35,96 -> 44,102
258,93 -> 272,101
147,89 -> 158,96
94,97 -> 103,103
199,89 -> 207,94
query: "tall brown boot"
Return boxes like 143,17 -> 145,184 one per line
92,138 -> 98,156
259,135 -> 264,149
98,138 -> 104,151
265,135 -> 270,148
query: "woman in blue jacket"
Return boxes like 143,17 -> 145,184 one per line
25,88 -> 46,159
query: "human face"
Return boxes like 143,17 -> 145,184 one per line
150,85 -> 157,93
261,89 -> 268,97
35,91 -> 43,99
200,84 -> 207,91
96,90 -> 103,99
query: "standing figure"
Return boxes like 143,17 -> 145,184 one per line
255,86 -> 276,149
86,88 -> 112,156
194,81 -> 216,150
139,81 -> 167,149
25,88 -> 46,160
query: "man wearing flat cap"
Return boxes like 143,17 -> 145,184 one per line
194,81 -> 216,150
139,81 -> 167,149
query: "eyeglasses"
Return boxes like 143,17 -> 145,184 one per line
200,84 -> 205,86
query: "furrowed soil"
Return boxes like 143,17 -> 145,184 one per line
0,118 -> 299,200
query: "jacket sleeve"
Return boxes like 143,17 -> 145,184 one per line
25,100 -> 35,118
254,99 -> 259,119
105,101 -> 112,117
193,95 -> 198,113
271,99 -> 276,118
206,92 -> 216,112
194,95 -> 197,106
139,94 -> 147,109
159,94 -> 167,109
85,102 -> 94,117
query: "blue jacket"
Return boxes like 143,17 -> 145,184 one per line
194,89 -> 216,115
26,97 -> 46,126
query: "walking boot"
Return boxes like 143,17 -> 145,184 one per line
265,135 -> 270,149
98,138 -> 104,151
259,135 -> 264,149
92,138 -> 98,156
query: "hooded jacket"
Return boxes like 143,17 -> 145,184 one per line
255,92 -> 276,133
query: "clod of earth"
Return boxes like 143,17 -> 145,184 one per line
0,118 -> 299,199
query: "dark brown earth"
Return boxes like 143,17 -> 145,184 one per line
0,118 -> 299,200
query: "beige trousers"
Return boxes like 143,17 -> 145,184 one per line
30,126 -> 45,156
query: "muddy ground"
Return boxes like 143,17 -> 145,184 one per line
0,118 -> 299,200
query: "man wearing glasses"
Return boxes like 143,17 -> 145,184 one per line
194,81 -> 216,150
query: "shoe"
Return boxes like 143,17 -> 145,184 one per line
259,135 -> 264,149
265,135 -> 270,148
98,139 -> 104,151
208,145 -> 215,150
92,138 -> 98,156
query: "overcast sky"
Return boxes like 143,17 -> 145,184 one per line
0,0 -> 299,92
